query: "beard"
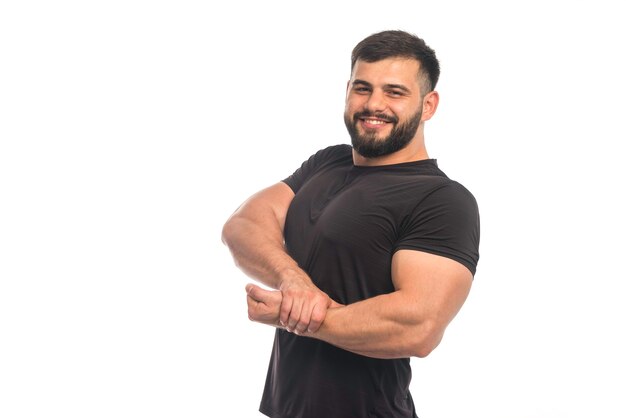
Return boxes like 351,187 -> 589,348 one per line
344,108 -> 422,159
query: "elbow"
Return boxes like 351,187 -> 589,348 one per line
409,321 -> 444,358
221,220 -> 244,271
221,220 -> 241,265
221,215 -> 240,248
412,342 -> 438,358
221,219 -> 233,246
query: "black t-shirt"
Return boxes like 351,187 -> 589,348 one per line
259,145 -> 480,418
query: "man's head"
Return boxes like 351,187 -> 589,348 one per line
344,30 -> 440,160
350,30 -> 440,97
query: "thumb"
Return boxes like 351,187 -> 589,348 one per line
245,283 -> 257,295
245,283 -> 282,304
245,283 -> 269,302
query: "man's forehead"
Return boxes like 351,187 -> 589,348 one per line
351,57 -> 422,84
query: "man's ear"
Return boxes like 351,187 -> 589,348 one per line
421,90 -> 440,122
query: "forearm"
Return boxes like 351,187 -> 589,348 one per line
221,183 -> 311,290
310,291 -> 441,359
222,214 -> 304,289
245,251 -> 472,358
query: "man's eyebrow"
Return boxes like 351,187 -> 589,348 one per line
385,84 -> 411,93
352,79 -> 372,87
352,79 -> 411,94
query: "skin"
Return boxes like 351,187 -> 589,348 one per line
345,58 -> 439,166
246,250 -> 471,358
221,182 -> 338,333
222,57 -> 472,358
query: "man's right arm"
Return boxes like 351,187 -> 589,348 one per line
221,182 -> 333,333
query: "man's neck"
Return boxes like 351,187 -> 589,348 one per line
352,140 -> 429,167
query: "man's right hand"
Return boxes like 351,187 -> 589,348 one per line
278,270 -> 332,334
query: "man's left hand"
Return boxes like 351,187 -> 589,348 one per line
246,283 -> 284,328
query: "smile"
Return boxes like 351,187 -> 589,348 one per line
362,118 -> 387,125
360,117 -> 392,129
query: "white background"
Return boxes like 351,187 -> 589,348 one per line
1,1 -> 625,417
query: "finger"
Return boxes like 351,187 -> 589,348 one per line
245,283 -> 256,295
279,294 -> 293,326
247,283 -> 282,305
246,283 -> 270,304
306,302 -> 328,333
287,298 -> 303,331
247,295 -> 259,321
295,301 -> 314,334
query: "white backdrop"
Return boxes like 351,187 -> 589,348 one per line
1,1 -> 625,417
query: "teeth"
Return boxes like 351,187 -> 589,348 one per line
365,119 -> 386,125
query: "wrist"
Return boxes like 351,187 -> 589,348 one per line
329,300 -> 345,309
277,266 -> 309,290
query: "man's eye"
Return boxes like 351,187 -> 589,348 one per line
388,90 -> 404,96
354,87 -> 370,93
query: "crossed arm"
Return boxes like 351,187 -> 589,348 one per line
221,182 -> 335,333
223,182 -> 473,359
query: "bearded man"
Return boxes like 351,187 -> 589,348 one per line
222,30 -> 480,418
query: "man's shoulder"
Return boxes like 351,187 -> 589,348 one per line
421,164 -> 477,205
427,178 -> 479,213
302,144 -> 353,170
314,144 -> 352,160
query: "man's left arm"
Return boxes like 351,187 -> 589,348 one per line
246,249 -> 472,359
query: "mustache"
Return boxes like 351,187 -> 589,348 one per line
353,111 -> 398,124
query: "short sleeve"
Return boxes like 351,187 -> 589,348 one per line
395,182 -> 480,275
282,145 -> 352,194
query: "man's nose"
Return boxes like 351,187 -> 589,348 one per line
364,89 -> 387,113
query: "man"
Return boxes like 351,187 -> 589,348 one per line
222,30 -> 480,418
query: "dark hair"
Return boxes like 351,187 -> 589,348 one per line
351,30 -> 440,94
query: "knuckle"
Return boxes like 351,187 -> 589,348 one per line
311,311 -> 324,323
